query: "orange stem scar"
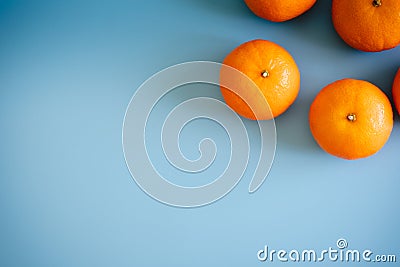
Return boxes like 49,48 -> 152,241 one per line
347,113 -> 357,122
261,70 -> 269,78
372,0 -> 382,7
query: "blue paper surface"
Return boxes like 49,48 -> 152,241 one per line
0,0 -> 399,266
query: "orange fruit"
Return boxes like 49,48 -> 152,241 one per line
332,0 -> 400,52
220,39 -> 300,120
244,0 -> 317,22
309,79 -> 393,160
392,68 -> 400,114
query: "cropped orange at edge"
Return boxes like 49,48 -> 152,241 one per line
392,68 -> 400,114
220,39 -> 300,120
332,0 -> 400,52
309,79 -> 393,160
244,0 -> 317,22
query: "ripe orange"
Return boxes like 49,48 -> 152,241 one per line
244,0 -> 317,22
332,0 -> 400,52
392,68 -> 400,114
309,79 -> 393,160
220,39 -> 300,120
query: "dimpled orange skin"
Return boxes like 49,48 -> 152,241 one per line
309,79 -> 393,160
332,0 -> 400,52
392,68 -> 400,114
220,39 -> 300,120
244,0 -> 317,22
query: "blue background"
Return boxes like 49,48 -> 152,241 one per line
1,0 -> 399,266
